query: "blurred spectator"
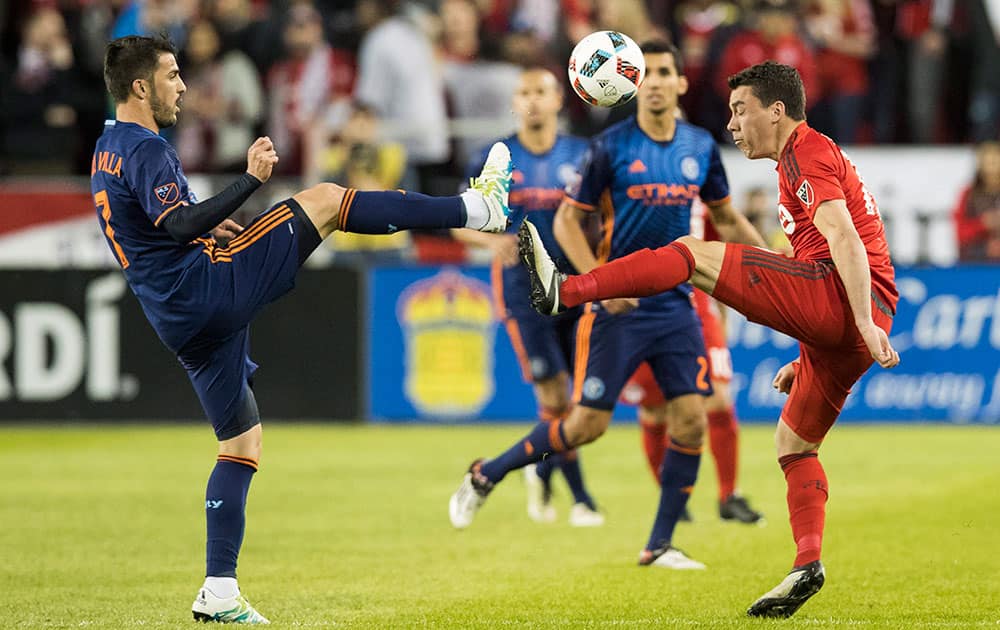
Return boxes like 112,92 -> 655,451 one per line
965,0 -> 1000,142
211,0 -> 283,74
672,0 -> 743,131
310,103 -> 411,262
439,0 -> 521,168
593,0 -> 669,43
715,0 -> 819,129
266,2 -> 355,176
0,8 -> 80,174
896,0 -> 952,143
509,0 -> 561,44
175,19 -> 263,173
354,0 -> 449,193
111,0 -> 194,45
803,0 -> 876,144
953,141 -> 1000,262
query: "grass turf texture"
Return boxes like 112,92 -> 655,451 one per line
1,423 -> 998,628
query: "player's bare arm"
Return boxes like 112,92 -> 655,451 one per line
554,200 -> 637,314
706,200 -> 767,248
812,199 -> 899,368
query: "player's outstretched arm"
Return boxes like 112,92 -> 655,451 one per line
160,138 -> 277,244
553,200 -> 600,273
706,199 -> 767,248
813,200 -> 899,368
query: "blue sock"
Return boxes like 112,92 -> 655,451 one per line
205,457 -> 257,577
480,420 -> 569,484
559,450 -> 597,510
645,439 -> 701,551
534,454 -> 556,482
340,190 -> 465,234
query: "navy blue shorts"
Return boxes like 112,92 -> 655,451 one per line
572,304 -> 712,410
503,306 -> 580,383
178,198 -> 322,440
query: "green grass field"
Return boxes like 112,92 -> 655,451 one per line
1,423 -> 998,628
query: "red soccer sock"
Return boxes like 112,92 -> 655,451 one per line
707,407 -> 739,501
639,421 -> 668,484
560,242 -> 695,308
779,451 -> 828,567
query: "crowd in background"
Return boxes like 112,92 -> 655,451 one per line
0,0 -> 998,262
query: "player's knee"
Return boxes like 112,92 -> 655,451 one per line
774,419 -> 819,457
638,403 -> 668,426
669,411 -> 706,446
293,182 -> 346,234
219,424 -> 263,462
564,408 -> 610,446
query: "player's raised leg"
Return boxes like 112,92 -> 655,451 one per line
292,142 -> 512,240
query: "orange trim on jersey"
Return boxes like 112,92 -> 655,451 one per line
548,420 -> 566,452
338,188 -> 358,230
704,195 -> 732,208
563,196 -> 596,212
217,454 -> 259,471
153,200 -> 189,226
668,442 -> 703,456
596,189 -> 615,264
200,206 -> 292,263
571,304 -> 597,403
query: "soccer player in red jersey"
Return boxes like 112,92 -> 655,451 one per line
520,61 -> 899,618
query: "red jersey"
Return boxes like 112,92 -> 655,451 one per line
775,124 -> 898,309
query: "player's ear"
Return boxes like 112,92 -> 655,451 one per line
771,100 -> 785,123
677,74 -> 689,97
131,78 -> 147,100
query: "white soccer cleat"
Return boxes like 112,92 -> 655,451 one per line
747,560 -> 825,618
524,464 -> 556,523
192,587 -> 270,624
468,142 -> 512,233
568,502 -> 605,527
449,459 -> 492,529
638,545 -> 706,570
518,220 -> 566,315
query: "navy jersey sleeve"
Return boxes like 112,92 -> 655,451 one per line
699,141 -> 731,205
125,138 -> 194,227
565,137 -> 612,212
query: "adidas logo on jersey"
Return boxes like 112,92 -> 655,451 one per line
628,159 -> 647,173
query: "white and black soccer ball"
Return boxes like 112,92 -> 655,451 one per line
567,30 -> 646,108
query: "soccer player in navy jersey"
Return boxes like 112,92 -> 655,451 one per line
452,67 -> 602,527
449,40 -> 765,569
522,61 -> 900,618
92,35 -> 511,624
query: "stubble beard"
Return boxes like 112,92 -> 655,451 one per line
149,84 -> 177,129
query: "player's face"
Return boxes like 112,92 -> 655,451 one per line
727,85 -> 776,159
512,70 -> 562,130
638,52 -> 687,117
148,53 -> 186,129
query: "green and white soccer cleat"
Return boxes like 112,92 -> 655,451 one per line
468,142 -> 512,233
192,587 -> 270,624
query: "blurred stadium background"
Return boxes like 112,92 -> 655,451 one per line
0,0 -> 996,425
1,0 -> 999,626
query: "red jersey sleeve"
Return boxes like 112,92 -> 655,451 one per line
781,139 -> 845,219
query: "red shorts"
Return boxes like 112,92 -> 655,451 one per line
619,288 -> 731,408
710,244 -> 894,443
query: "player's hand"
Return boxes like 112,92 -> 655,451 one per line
211,219 -> 244,246
859,321 -> 900,368
247,137 -> 279,183
600,297 -> 639,315
772,360 -> 798,394
491,234 -> 519,267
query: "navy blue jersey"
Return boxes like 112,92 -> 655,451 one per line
91,120 -> 209,352
565,117 -> 730,314
466,134 -> 588,315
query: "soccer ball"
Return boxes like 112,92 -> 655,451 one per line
567,30 -> 646,108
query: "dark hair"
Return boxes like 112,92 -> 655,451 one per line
104,35 -> 178,103
639,38 -> 684,75
727,61 -> 806,121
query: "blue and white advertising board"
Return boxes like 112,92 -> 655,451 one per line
368,265 -> 999,424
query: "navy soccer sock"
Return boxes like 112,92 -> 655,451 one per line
534,454 -> 556,482
339,190 -> 466,234
558,450 -> 597,510
480,420 -> 569,484
645,439 -> 701,551
205,456 -> 257,578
